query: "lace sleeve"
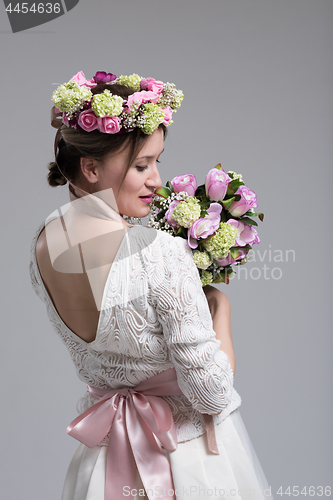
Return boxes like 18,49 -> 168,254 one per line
151,233 -> 234,415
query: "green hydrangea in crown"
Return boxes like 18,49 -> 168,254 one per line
52,71 -> 184,135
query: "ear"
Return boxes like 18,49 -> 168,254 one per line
80,157 -> 100,185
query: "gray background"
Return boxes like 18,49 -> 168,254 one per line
0,0 -> 332,498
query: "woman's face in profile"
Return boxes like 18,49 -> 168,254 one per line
97,127 -> 164,218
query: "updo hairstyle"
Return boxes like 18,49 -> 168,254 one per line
47,83 -> 167,198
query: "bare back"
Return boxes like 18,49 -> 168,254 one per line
35,207 -> 132,343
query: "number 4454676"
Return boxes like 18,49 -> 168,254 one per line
5,3 -> 61,14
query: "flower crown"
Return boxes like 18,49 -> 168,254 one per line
51,71 -> 184,135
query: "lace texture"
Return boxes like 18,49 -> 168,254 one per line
30,219 -> 241,444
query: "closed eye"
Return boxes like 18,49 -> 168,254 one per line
136,166 -> 148,172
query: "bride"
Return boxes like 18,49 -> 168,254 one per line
30,70 -> 273,500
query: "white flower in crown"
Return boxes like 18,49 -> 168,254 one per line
52,80 -> 92,117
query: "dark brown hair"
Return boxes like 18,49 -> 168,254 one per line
47,83 -> 167,198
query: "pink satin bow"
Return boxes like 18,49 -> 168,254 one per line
67,368 -> 219,500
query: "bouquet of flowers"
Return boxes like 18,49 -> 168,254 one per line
148,164 -> 264,286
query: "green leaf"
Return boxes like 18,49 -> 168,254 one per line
258,212 -> 264,221
212,268 -> 233,285
220,210 -> 228,222
229,179 -> 243,192
239,217 -> 258,226
156,211 -> 165,221
166,181 -> 174,192
222,197 -> 235,209
214,163 -> 222,170
200,208 -> 209,218
155,186 -> 171,199
229,247 -> 242,259
195,184 -> 206,197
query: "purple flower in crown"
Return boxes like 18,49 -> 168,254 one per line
93,71 -> 117,84
63,112 -> 79,129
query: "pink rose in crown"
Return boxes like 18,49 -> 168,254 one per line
227,219 -> 260,246
162,106 -> 173,126
127,90 -> 160,107
97,116 -> 121,134
70,71 -> 97,88
216,248 -> 248,266
187,203 -> 222,249
228,185 -> 258,217
140,78 -> 164,94
165,200 -> 181,227
70,71 -> 87,86
205,168 -> 232,201
171,173 -> 197,196
78,110 -> 99,132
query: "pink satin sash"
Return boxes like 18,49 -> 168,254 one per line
67,368 -> 219,500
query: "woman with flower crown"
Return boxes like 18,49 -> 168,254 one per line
30,71 -> 273,500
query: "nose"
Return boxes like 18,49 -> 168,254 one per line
146,163 -> 162,191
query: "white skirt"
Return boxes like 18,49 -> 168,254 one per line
62,409 -> 273,500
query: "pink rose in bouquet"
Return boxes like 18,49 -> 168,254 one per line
205,167 -> 232,201
228,185 -> 257,217
171,174 -> 197,196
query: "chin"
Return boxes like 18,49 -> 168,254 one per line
123,204 -> 151,219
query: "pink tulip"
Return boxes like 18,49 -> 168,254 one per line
228,186 -> 258,217
165,200 -> 180,227
205,168 -> 232,201
187,203 -> 222,249
216,248 -> 248,266
227,219 -> 260,246
171,174 -> 197,196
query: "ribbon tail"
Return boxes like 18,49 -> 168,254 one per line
203,414 -> 220,455
126,397 -> 176,500
105,397 -> 137,500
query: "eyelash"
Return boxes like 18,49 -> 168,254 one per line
136,160 -> 161,172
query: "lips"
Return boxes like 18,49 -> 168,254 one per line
139,195 -> 153,200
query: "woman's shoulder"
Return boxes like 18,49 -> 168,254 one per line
136,226 -> 190,258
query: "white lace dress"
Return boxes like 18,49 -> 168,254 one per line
30,214 -> 273,500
